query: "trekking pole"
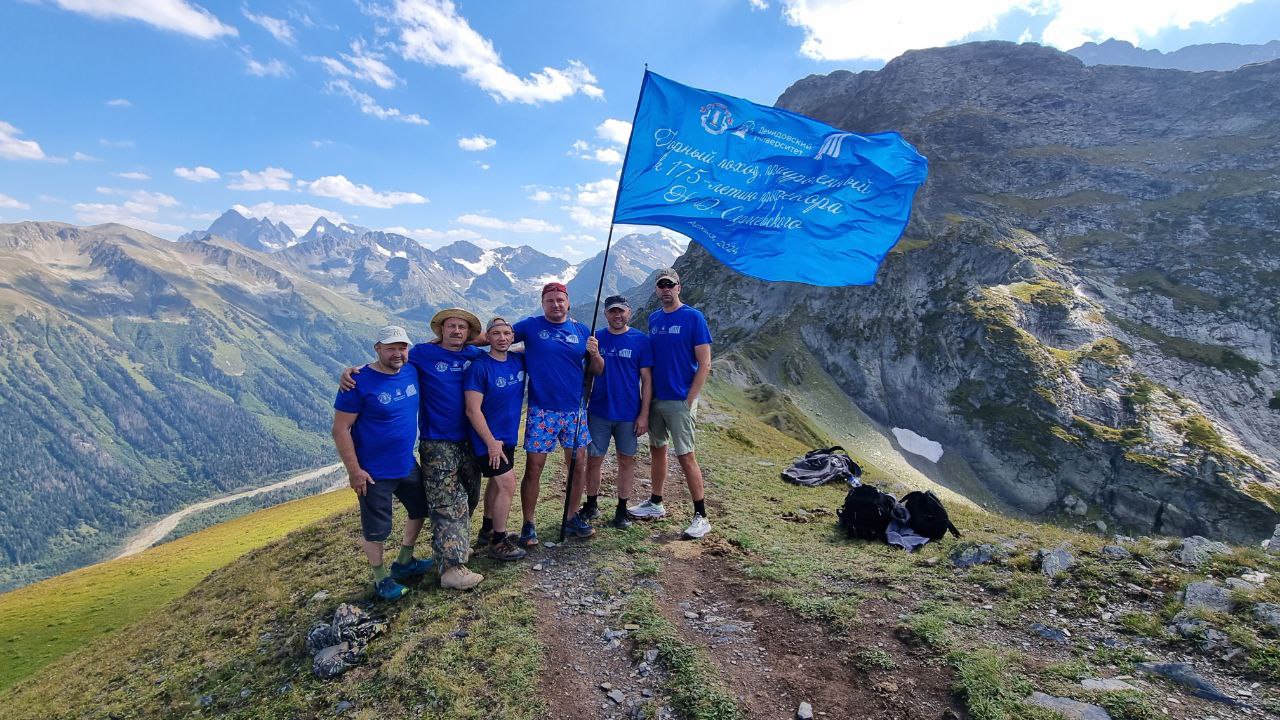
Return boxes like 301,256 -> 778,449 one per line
559,64 -> 650,543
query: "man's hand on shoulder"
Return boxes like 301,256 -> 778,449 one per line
338,365 -> 362,391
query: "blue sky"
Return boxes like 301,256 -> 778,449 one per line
2,0 -> 1278,260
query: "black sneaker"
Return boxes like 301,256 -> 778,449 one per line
487,537 -> 528,561
579,503 -> 600,521
609,514 -> 633,530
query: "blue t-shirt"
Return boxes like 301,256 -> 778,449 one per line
407,342 -> 485,442
333,365 -> 419,479
589,328 -> 653,422
648,305 -> 713,401
513,315 -> 590,411
463,353 -> 527,455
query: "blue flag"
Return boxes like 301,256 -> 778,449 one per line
613,71 -> 928,286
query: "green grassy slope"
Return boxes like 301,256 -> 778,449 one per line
0,488 -> 356,690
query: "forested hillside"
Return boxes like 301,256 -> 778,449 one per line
0,222 -> 384,588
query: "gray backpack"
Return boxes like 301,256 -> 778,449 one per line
781,446 -> 862,487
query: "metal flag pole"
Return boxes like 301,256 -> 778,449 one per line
559,65 -> 652,542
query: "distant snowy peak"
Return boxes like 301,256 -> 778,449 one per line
300,217 -> 370,245
179,208 -> 297,253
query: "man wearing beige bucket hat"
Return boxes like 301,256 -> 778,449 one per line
342,307 -> 486,591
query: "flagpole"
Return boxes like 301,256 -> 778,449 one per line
559,65 -> 652,542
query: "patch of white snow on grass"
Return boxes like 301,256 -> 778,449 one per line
891,427 -> 944,463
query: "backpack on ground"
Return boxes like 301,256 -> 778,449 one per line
837,483 -> 897,541
781,446 -> 862,487
901,490 -> 961,541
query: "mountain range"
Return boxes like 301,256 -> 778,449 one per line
181,208 -> 684,322
1068,38 -> 1280,71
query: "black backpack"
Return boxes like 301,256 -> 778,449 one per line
837,484 -> 897,541
901,490 -> 961,541
781,446 -> 863,487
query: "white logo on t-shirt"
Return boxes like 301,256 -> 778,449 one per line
619,348 -> 632,358
378,392 -> 392,404
565,334 -> 579,344
435,361 -> 449,372
496,376 -> 507,388
539,329 -> 551,340
406,385 -> 417,396
517,371 -> 525,381
670,325 -> 682,334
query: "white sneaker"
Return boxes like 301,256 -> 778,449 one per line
683,514 -> 712,539
627,499 -> 667,519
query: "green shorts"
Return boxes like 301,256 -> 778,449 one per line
649,399 -> 697,456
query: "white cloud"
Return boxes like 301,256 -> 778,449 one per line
779,0 -> 1256,61
570,139 -> 623,165
593,148 -> 622,165
748,0 -> 770,9
300,175 -> 428,208
73,151 -> 101,162
50,0 -> 237,40
114,171 -> 150,180
99,138 -> 135,148
232,201 -> 347,235
313,39 -> 400,89
457,213 -> 560,233
245,56 -> 292,77
381,225 -> 482,246
596,118 -> 631,145
228,166 -> 293,191
457,134 -> 496,151
242,8 -> 295,45
565,176 -> 620,230
187,210 -> 220,222
325,79 -> 430,125
392,0 -> 603,104
575,178 -> 617,207
74,188 -> 182,236
477,162 -> 490,170
525,185 -> 570,203
174,165 -> 220,182
568,204 -> 610,231
0,193 -> 30,210
105,98 -> 132,107
0,121 -> 47,161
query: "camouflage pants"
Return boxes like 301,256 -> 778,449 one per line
418,440 -> 479,572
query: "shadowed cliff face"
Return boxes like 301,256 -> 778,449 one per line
684,41 -> 1280,541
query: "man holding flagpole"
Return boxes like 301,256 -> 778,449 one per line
627,268 -> 713,539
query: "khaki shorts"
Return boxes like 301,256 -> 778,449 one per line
649,399 -> 697,456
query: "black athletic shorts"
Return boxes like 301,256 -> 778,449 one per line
475,444 -> 516,478
357,468 -> 429,542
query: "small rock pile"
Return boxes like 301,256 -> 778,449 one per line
306,603 -> 387,679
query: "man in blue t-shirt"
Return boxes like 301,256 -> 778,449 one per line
464,317 -> 528,562
340,308 -> 486,591
332,325 -> 432,601
583,295 -> 652,531
511,282 -> 603,546
628,268 -> 714,540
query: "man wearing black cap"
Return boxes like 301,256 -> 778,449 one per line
582,295 -> 652,530
628,268 -> 713,539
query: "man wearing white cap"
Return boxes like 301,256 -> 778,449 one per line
341,308 -> 486,591
332,325 -> 432,601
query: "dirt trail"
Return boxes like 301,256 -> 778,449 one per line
114,463 -> 344,559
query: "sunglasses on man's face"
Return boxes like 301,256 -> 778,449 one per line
656,280 -> 677,289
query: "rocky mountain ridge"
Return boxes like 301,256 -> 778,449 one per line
1069,38 -> 1280,71
681,41 -> 1279,541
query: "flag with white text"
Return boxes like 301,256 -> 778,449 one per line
612,71 -> 928,286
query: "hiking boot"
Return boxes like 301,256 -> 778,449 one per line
627,499 -> 666,520
488,536 -> 528,561
578,503 -> 600,521
440,565 -> 484,590
373,576 -> 410,601
683,513 -> 712,539
564,513 -> 595,539
475,526 -> 492,548
609,514 -> 634,530
516,521 -> 538,548
389,557 -> 434,581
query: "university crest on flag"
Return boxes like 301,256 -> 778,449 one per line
612,71 -> 929,286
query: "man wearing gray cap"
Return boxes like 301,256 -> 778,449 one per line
582,295 -> 652,530
332,325 -> 432,601
628,268 -> 714,539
